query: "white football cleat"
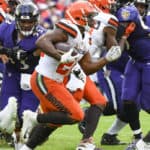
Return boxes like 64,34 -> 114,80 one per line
0,97 -> 17,134
76,137 -> 102,150
20,110 -> 38,143
136,139 -> 150,150
12,132 -> 24,150
76,142 -> 96,150
19,144 -> 33,150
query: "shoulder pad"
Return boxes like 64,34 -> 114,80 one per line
107,15 -> 119,30
94,12 -> 119,30
55,19 -> 78,38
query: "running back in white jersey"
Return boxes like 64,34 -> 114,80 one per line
36,19 -> 89,83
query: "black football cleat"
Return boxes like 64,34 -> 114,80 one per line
144,131 -> 150,143
101,133 -> 127,145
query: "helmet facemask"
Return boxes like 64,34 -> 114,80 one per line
84,12 -> 98,31
16,15 -> 38,36
65,1 -> 98,32
15,2 -> 39,37
134,0 -> 148,17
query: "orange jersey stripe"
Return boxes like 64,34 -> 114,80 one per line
108,18 -> 119,28
56,22 -> 77,38
40,52 -> 45,57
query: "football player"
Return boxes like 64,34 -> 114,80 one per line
0,1 -> 46,149
99,0 -> 150,147
77,0 -> 131,146
0,0 -> 20,146
19,1 -> 124,150
100,0 -> 150,146
116,3 -> 150,150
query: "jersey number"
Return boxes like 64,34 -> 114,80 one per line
56,62 -> 74,75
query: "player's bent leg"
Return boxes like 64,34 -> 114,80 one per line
30,71 -> 84,123
77,76 -> 107,150
27,124 -> 57,148
20,124 -> 57,150
77,105 -> 103,150
82,105 -> 102,139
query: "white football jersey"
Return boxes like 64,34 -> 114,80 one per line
87,12 -> 118,83
89,12 -> 118,58
36,19 -> 89,83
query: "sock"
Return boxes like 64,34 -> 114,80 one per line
83,105 -> 102,139
123,101 -> 142,139
107,117 -> 127,135
37,111 -> 77,124
20,144 -> 32,150
133,129 -> 142,139
27,124 -> 57,149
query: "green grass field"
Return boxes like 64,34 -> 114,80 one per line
0,111 -> 150,150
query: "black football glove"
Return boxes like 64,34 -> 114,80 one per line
0,46 -> 28,60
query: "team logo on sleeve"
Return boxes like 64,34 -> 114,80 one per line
121,10 -> 130,21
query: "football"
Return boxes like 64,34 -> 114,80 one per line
55,42 -> 71,55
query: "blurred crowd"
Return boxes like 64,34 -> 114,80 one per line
33,0 -> 75,29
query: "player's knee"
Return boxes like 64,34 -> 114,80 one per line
94,103 -> 106,112
71,109 -> 84,122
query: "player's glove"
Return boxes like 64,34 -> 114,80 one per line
123,22 -> 136,38
0,46 -> 9,54
72,64 -> 86,83
12,46 -> 29,60
0,46 -> 28,60
15,49 -> 28,60
0,46 -> 16,59
60,47 -> 80,63
105,46 -> 122,62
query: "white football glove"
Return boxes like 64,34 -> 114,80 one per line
60,47 -> 80,63
105,46 -> 122,62
72,64 -> 86,83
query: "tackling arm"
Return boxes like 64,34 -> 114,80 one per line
104,23 -> 128,53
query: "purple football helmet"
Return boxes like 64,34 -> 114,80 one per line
116,4 -> 139,22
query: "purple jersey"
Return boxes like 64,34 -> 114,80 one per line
127,16 -> 150,61
117,5 -> 150,110
0,21 -> 46,73
97,51 -> 129,114
0,21 -> 46,122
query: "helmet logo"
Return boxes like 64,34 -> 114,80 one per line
121,10 -> 130,20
